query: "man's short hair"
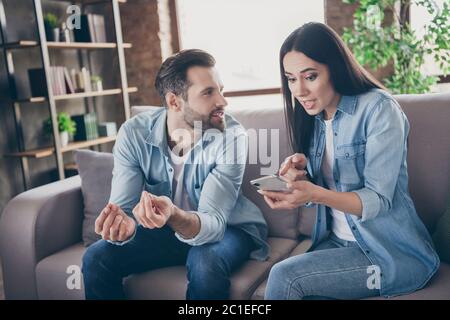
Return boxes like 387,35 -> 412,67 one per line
155,49 -> 216,107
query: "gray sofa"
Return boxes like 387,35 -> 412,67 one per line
1,93 -> 449,300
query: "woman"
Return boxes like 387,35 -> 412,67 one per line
258,22 -> 439,300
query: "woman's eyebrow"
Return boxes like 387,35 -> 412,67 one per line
285,67 -> 318,76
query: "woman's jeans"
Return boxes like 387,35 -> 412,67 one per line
82,225 -> 253,300
264,232 -> 381,300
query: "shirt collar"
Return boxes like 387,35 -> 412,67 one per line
145,108 -> 169,156
315,94 -> 358,120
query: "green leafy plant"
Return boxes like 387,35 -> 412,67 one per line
90,75 -> 103,82
342,0 -> 449,94
44,13 -> 59,29
44,112 -> 76,136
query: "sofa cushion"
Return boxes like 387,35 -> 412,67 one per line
123,237 -> 298,299
394,93 -> 450,233
74,149 -> 114,246
433,208 -> 450,263
367,263 -> 450,300
35,238 -> 297,300
35,243 -> 86,300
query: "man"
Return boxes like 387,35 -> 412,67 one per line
82,49 -> 269,300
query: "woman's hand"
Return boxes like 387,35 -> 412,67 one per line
258,180 -> 318,210
279,153 -> 309,182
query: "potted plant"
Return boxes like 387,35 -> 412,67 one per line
91,75 -> 103,91
44,112 -> 77,147
342,0 -> 449,94
44,13 -> 60,42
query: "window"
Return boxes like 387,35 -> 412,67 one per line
176,0 -> 325,93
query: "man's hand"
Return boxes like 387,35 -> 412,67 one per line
132,191 -> 175,229
95,203 -> 136,242
279,153 -> 309,182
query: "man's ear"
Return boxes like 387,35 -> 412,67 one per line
165,92 -> 182,111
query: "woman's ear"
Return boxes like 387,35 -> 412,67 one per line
165,92 -> 182,111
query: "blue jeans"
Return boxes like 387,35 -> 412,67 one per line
264,232 -> 381,300
82,225 -> 253,300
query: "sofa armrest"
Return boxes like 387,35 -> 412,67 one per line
0,175 -> 83,299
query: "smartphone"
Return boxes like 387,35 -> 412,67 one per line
250,175 -> 291,192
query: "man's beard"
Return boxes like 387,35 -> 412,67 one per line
183,103 -> 225,132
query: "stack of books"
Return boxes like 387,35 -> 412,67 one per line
28,66 -> 75,96
73,14 -> 107,43
70,67 -> 92,93
71,113 -> 99,141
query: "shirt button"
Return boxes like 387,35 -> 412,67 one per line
365,250 -> 370,254
316,152 -> 321,157
345,153 -> 350,158
335,179 -> 339,184
334,132 -> 337,136
351,226 -> 356,230
169,168 -> 173,172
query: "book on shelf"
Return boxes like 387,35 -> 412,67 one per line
73,14 -> 106,43
71,112 -> 99,141
28,68 -> 47,97
28,66 -> 75,97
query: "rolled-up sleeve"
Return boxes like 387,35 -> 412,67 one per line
174,211 -> 216,245
353,98 -> 407,222
107,124 -> 143,245
175,131 -> 248,246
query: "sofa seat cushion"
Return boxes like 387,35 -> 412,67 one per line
123,237 -> 298,300
35,238 -> 298,300
251,240 -> 450,300
367,263 -> 450,300
251,238 -> 312,300
36,243 -> 86,300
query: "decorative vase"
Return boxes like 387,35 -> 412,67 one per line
52,28 -> 60,42
59,131 -> 69,147
92,80 -> 103,92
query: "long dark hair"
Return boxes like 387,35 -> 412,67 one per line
280,22 -> 386,156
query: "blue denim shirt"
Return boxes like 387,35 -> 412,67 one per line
108,107 -> 269,261
306,89 -> 440,297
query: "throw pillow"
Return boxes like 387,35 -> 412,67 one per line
74,149 -> 113,246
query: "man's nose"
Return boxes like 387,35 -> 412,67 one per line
217,93 -> 228,108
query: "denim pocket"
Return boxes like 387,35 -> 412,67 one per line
335,141 -> 366,186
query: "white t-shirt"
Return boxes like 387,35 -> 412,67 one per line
321,119 -> 356,241
167,147 -> 195,212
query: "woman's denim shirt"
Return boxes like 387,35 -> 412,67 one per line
306,89 -> 439,297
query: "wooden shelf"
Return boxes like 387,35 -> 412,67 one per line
54,87 -> 137,100
47,42 -> 132,49
64,162 -> 79,171
15,87 -> 137,103
16,97 -> 47,103
52,0 -> 127,4
5,135 -> 116,159
1,40 -> 39,49
61,135 -> 116,152
79,0 -> 127,3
